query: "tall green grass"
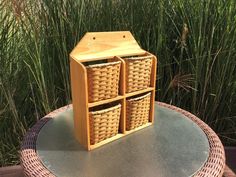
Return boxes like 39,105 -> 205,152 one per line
0,0 -> 236,166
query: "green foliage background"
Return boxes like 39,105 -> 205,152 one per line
0,0 -> 236,166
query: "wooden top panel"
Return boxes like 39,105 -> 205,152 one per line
70,31 -> 146,62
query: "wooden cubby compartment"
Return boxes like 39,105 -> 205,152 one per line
70,31 -> 157,150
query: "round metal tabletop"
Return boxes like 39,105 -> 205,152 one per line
35,103 -> 209,177
21,102 -> 225,177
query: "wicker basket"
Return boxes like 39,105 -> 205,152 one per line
86,61 -> 121,103
89,104 -> 121,145
126,92 -> 151,130
123,55 -> 152,93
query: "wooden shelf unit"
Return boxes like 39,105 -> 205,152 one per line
70,31 -> 157,150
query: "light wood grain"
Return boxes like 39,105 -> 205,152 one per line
70,31 -> 146,62
148,53 -> 157,123
88,96 -> 124,108
70,57 -> 90,149
70,31 -> 158,150
114,56 -> 126,95
125,122 -> 152,135
89,121 -> 152,150
114,56 -> 126,133
89,133 -> 124,150
120,98 -> 126,133
125,87 -> 154,98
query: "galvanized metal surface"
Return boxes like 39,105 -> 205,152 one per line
36,103 -> 209,177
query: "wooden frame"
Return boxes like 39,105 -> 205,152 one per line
70,31 -> 157,150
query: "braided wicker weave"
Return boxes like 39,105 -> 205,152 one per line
123,55 -> 152,93
89,104 -> 121,145
158,102 -> 226,177
126,92 -> 151,130
21,102 -> 226,177
21,105 -> 72,177
223,165 -> 236,177
86,61 -> 121,102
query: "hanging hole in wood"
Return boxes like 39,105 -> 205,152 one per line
93,37 -> 96,40
123,35 -> 126,38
